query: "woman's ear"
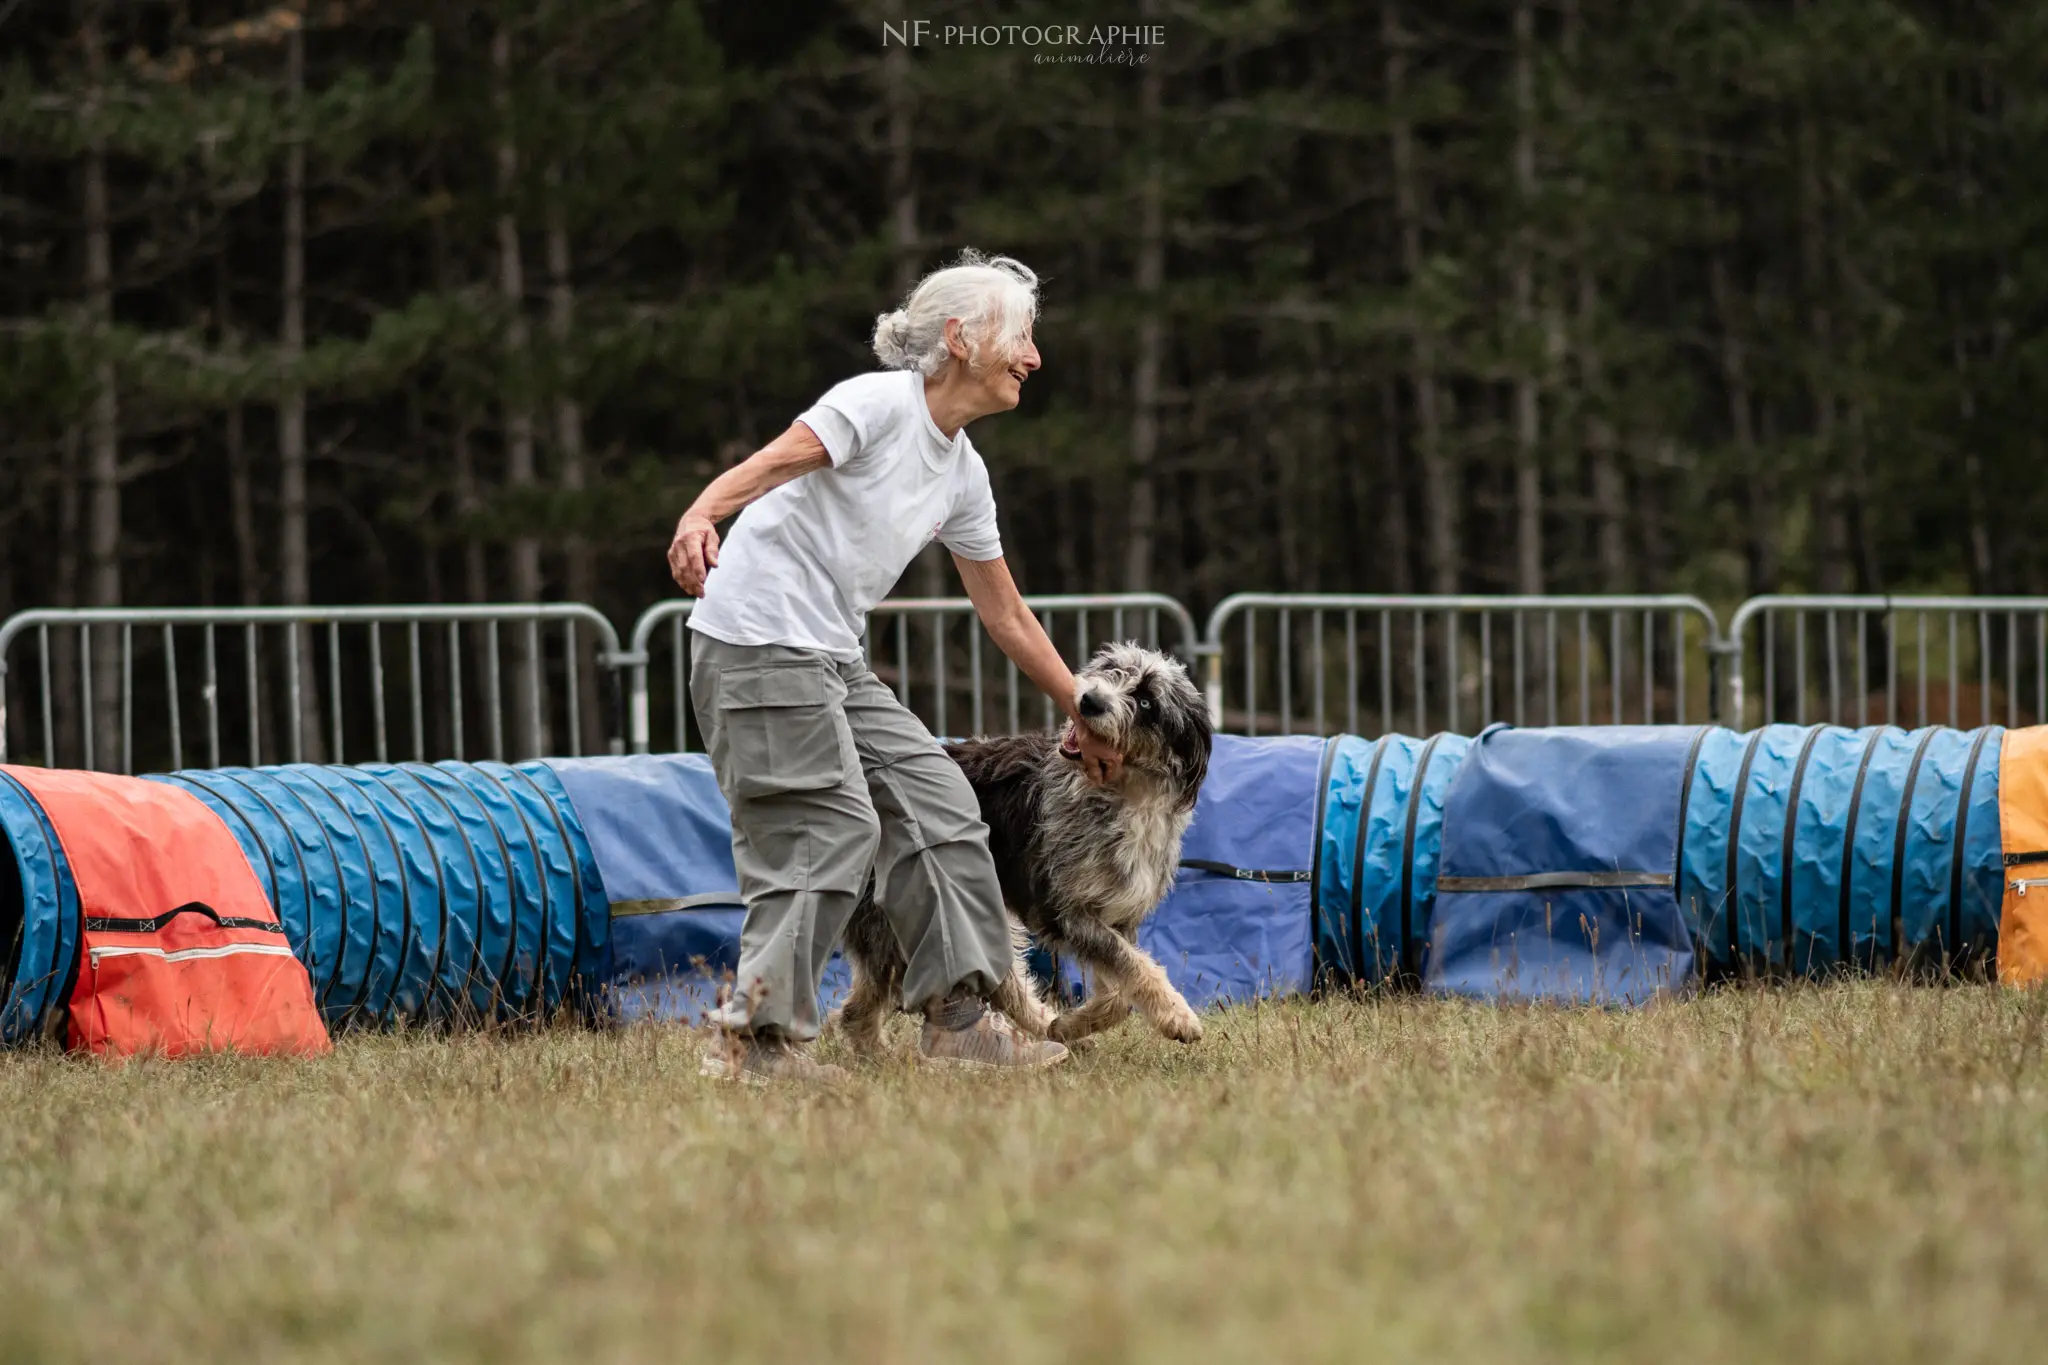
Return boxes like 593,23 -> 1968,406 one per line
943,317 -> 969,360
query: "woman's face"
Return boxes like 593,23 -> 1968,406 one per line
950,319 -> 1041,412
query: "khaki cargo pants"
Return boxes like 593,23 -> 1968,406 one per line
688,634 -> 1013,1040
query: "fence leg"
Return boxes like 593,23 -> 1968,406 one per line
1201,645 -> 1224,729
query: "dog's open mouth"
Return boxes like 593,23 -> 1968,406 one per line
1059,724 -> 1083,761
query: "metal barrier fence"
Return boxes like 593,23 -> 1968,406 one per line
21,593 -> 2048,770
1201,594 -> 1728,735
0,604 -> 626,773
625,594 -> 1199,752
1726,596 -> 2048,730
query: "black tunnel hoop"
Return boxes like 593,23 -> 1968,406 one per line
1671,724 -> 1710,980
1399,733 -> 1449,982
1889,727 -> 1942,972
1949,726 -> 1997,967
1350,736 -> 1392,986
1305,735 -> 1339,986
1779,725 -> 1826,971
1723,727 -> 1769,971
1837,727 -> 1883,972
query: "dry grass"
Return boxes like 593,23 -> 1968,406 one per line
4,985 -> 2048,1363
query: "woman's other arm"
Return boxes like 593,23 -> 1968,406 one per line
667,421 -> 830,595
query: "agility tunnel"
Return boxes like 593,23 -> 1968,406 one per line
7,724 -> 2048,1052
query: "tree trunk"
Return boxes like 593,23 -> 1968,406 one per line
1385,0 -> 1455,594
213,254 -> 260,606
545,165 -> 602,754
494,25 -> 548,757
53,425 -> 82,765
1796,106 -> 1849,595
454,417 -> 488,605
881,36 -> 945,600
1379,376 -> 1413,593
1710,253 -> 1773,594
1954,329 -> 1994,594
1123,0 -> 1164,592
82,15 -> 121,769
279,26 -> 326,762
1580,273 -> 1626,591
1510,0 -> 1544,596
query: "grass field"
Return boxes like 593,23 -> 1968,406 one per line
5,986 -> 2048,1364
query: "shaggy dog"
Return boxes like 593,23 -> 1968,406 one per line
837,642 -> 1214,1053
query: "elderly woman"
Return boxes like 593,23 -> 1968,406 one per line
669,250 -> 1121,1083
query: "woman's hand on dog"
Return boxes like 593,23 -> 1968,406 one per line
1065,720 -> 1123,787
668,514 -> 721,596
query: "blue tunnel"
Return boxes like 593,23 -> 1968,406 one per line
0,723 -> 2030,1040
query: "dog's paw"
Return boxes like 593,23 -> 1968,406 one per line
1157,1003 -> 1203,1044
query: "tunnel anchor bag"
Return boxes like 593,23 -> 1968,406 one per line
3,766 -> 329,1057
1998,726 -> 2048,987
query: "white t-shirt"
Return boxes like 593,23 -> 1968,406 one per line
687,370 -> 1004,660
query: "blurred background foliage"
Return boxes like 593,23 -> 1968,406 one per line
3,0 -> 2045,630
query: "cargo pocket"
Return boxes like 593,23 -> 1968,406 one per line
717,663 -> 850,799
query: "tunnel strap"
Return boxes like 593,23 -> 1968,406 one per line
1436,871 -> 1672,893
85,901 -> 286,935
609,893 -> 748,917
1179,860 -> 1312,885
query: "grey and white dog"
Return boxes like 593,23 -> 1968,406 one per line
837,642 -> 1214,1051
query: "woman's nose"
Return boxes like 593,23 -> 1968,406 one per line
1018,341 -> 1041,372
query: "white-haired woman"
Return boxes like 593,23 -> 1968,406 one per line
670,250 -> 1122,1082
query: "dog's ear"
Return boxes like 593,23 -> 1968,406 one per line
1172,694 -> 1212,813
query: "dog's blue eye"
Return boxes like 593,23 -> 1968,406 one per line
1138,697 -> 1155,712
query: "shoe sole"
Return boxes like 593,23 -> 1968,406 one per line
698,1052 -> 771,1086
699,1051 -> 853,1089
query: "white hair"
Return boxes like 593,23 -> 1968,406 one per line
872,249 -> 1039,376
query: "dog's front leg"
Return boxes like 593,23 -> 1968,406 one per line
1049,914 -> 1202,1044
1046,988 -> 1129,1047
990,953 -> 1057,1038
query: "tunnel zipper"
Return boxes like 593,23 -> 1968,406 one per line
89,943 -> 297,968
2008,850 -> 2048,895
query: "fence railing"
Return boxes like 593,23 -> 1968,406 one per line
19,592 -> 2048,770
1202,594 -> 1728,735
624,593 -> 1199,752
0,604 -> 626,773
1726,596 -> 2048,731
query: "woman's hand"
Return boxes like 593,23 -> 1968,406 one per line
665,423 -> 830,597
1064,717 -> 1124,787
954,552 -> 1125,788
668,514 -> 721,596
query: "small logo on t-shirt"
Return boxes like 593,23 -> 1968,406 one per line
926,520 -> 943,545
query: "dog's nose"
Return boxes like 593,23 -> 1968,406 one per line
1077,691 -> 1109,719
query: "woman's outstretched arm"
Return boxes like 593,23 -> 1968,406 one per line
954,552 -> 1123,785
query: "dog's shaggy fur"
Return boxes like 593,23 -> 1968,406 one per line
837,642 -> 1213,1052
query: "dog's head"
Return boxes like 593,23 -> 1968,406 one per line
1059,642 -> 1212,810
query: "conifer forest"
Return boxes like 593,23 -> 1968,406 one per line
3,1 -> 2045,653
